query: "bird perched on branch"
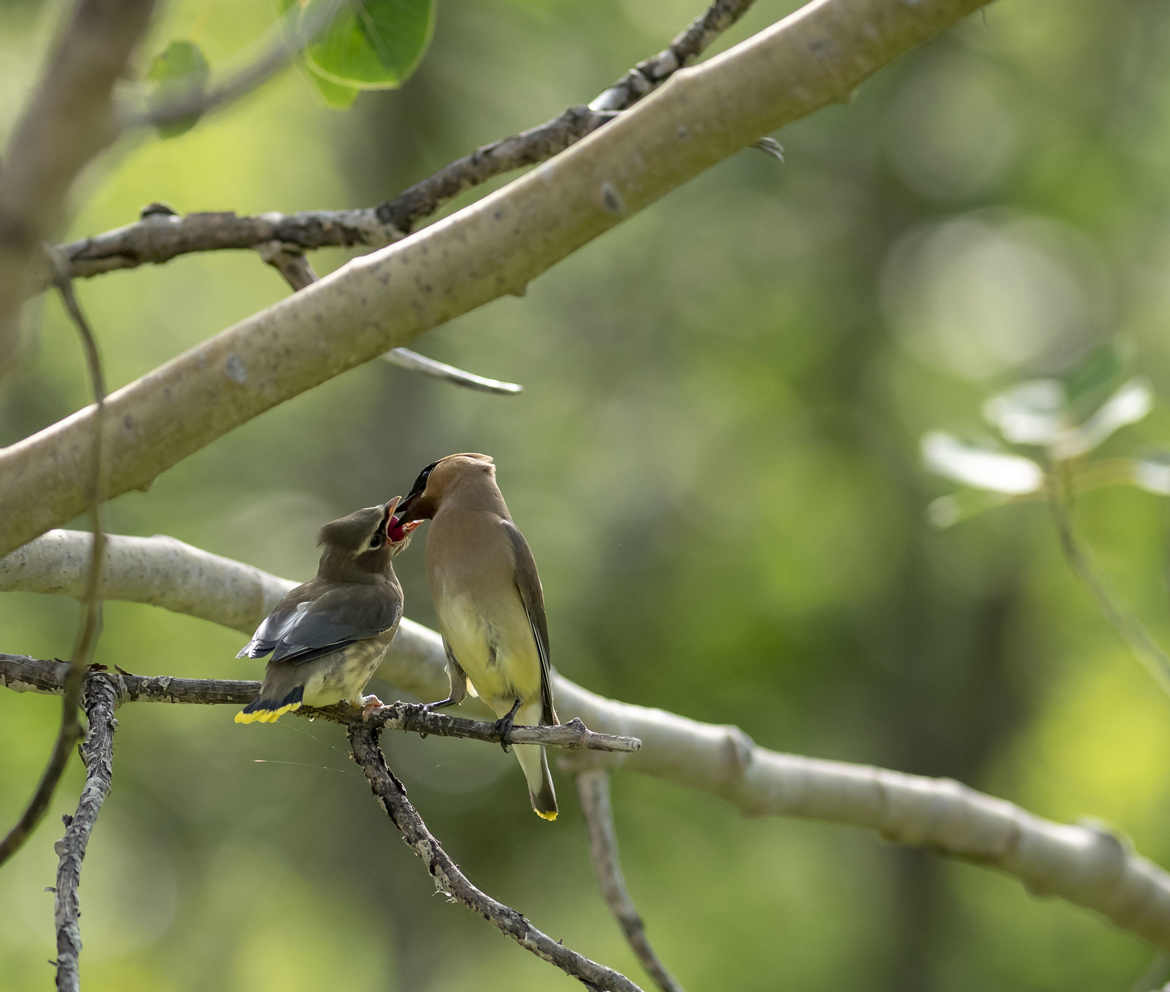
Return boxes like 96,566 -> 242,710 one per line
391,453 -> 560,820
234,499 -> 421,725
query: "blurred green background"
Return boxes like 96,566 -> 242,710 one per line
5,0 -> 1170,988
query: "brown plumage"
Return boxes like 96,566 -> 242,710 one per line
235,498 -> 421,724
393,454 -> 559,820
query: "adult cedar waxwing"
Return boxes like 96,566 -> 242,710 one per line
234,499 -> 422,724
391,453 -> 560,820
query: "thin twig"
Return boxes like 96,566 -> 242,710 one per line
49,0 -> 759,284
0,657 -> 639,753
1048,466 -> 1170,700
577,770 -> 684,992
257,241 -> 523,394
0,274 -> 107,868
348,724 -> 644,992
123,0 -> 349,130
52,676 -> 118,992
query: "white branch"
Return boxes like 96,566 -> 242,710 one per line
5,529 -> 1170,952
0,0 -> 993,555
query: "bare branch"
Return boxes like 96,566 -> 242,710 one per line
0,657 -> 638,754
49,0 -> 759,285
0,0 -> 156,359
52,676 -> 117,992
257,242 -> 522,394
0,276 -> 108,868
590,0 -> 757,111
124,0 -> 348,131
348,724 -> 644,992
577,769 -> 684,992
0,0 -> 995,556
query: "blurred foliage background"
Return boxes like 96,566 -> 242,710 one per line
4,0 -> 1170,989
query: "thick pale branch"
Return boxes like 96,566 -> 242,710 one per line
0,0 -> 156,357
5,533 -> 1170,953
52,676 -> 117,992
578,769 -> 684,992
0,0 -> 992,555
257,243 -> 522,394
348,725 -> 644,992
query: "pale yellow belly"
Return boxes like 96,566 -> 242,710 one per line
438,595 -> 541,714
301,629 -> 396,707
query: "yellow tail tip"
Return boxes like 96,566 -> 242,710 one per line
534,809 -> 558,822
234,700 -> 302,725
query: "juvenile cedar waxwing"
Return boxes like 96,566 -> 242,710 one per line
234,499 -> 422,724
391,453 -> 560,820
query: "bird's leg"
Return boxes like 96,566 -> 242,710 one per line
493,698 -> 522,753
424,644 -> 470,711
422,695 -> 461,711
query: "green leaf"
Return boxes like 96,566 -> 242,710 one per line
291,0 -> 435,91
1062,343 -> 1125,423
308,73 -> 361,107
146,40 -> 211,138
921,431 -> 1044,495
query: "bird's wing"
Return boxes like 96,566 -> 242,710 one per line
239,583 -> 402,667
502,520 -> 557,726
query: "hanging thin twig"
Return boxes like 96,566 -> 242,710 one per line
0,270 -> 107,867
348,724 -> 645,992
578,769 -> 685,992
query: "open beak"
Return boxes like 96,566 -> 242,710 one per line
385,496 -> 423,544
391,489 -> 421,525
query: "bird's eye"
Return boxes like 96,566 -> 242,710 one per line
368,532 -> 385,551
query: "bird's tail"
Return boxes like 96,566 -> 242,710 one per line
513,701 -> 557,820
234,685 -> 304,725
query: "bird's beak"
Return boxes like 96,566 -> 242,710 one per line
392,489 -> 421,525
385,496 -> 423,544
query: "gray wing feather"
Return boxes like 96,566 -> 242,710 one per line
502,521 -> 557,726
238,584 -> 402,667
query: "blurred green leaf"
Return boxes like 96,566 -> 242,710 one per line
286,0 -> 435,91
146,40 -> 211,137
308,72 -> 361,107
921,431 -> 1044,494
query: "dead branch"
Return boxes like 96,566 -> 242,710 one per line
0,657 -> 638,754
348,723 -> 644,992
52,676 -> 118,992
577,769 -> 684,992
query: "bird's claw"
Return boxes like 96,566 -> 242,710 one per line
360,695 -> 386,721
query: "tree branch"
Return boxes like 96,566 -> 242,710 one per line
52,675 -> 117,992
0,0 -> 156,360
347,724 -> 644,992
6,526 -> 1170,957
257,242 -> 522,394
49,0 -> 758,286
0,0 -> 994,557
0,657 -> 638,754
577,769 -> 684,992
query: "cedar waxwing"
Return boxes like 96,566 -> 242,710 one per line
392,453 -> 560,820
234,498 -> 422,724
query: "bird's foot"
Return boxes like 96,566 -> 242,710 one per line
422,695 -> 459,711
492,699 -> 522,753
360,694 -> 386,721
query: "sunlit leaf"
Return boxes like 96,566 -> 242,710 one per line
1056,378 -> 1152,458
146,40 -> 211,137
1131,452 -> 1170,496
982,379 -> 1068,447
289,0 -> 435,91
308,72 -> 360,107
921,431 -> 1044,494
